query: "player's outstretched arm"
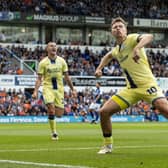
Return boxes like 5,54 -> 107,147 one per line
95,51 -> 113,78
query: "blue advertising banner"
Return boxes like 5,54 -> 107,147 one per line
0,12 -> 20,21
0,115 -> 167,123
0,116 -> 48,123
158,115 -> 168,122
14,76 -> 36,86
112,115 -> 144,122
0,116 -> 90,123
0,116 -> 82,123
0,115 -> 155,123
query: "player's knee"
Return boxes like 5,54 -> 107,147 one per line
47,104 -> 55,115
153,98 -> 168,113
55,109 -> 64,117
48,109 -> 55,115
99,107 -> 111,117
55,113 -> 63,118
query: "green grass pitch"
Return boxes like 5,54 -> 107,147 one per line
0,122 -> 168,168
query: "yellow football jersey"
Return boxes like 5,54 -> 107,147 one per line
38,56 -> 68,90
111,33 -> 157,88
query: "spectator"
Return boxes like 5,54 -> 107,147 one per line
0,31 -> 6,42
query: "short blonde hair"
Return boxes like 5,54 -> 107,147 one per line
111,17 -> 127,27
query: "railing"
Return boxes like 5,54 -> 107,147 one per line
3,47 -> 36,75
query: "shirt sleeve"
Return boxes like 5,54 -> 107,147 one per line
62,58 -> 68,73
128,33 -> 140,48
37,61 -> 44,75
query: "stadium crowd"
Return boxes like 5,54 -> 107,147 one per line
0,1 -> 167,123
0,0 -> 50,14
0,87 -> 168,122
2,45 -> 168,77
48,0 -> 168,19
0,0 -> 167,19
0,44 -> 167,122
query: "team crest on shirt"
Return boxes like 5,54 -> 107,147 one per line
47,67 -> 60,73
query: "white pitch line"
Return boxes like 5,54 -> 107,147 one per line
0,147 -> 98,152
0,160 -> 93,168
0,145 -> 168,153
116,145 -> 168,149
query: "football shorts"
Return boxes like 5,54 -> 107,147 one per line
89,102 -> 101,111
112,85 -> 164,110
43,87 -> 64,109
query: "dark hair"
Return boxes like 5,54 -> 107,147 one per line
111,17 -> 127,27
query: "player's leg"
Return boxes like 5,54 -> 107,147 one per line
52,91 -> 65,140
142,86 -> 168,119
153,98 -> 168,118
47,103 -> 58,140
48,106 -> 64,140
94,104 -> 101,124
89,103 -> 96,123
94,111 -> 99,123
90,110 -> 95,123
43,88 -> 58,140
55,106 -> 64,117
98,88 -> 138,154
97,99 -> 121,154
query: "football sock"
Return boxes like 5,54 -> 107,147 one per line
95,112 -> 99,121
90,111 -> 94,119
104,137 -> 113,146
48,115 -> 56,134
103,133 -> 113,145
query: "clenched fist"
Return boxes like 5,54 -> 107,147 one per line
95,69 -> 102,78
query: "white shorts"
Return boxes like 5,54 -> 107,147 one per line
89,103 -> 101,111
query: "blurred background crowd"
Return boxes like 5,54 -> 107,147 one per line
1,45 -> 168,77
0,0 -> 168,122
0,0 -> 167,19
0,87 -> 168,122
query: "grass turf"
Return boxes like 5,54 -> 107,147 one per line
0,122 -> 168,168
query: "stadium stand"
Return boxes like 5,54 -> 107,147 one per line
0,86 -> 167,122
0,0 -> 168,120
0,0 -> 167,19
0,0 -> 50,14
47,0 -> 168,19
1,45 -> 168,77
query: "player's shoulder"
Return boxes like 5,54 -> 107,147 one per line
57,55 -> 65,60
126,33 -> 142,46
111,43 -> 119,56
57,55 -> 66,63
39,57 -> 48,65
127,33 -> 140,40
